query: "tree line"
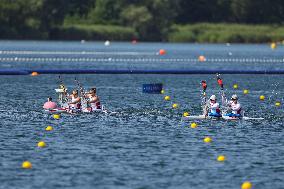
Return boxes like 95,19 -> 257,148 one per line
1,0 -> 284,41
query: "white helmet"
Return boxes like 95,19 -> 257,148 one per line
231,94 -> 238,100
210,95 -> 217,100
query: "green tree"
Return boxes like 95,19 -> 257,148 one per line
39,0 -> 69,32
120,5 -> 152,39
176,0 -> 233,23
146,0 -> 179,40
67,0 -> 96,16
231,0 -> 284,23
121,0 -> 178,41
0,0 -> 43,38
88,0 -> 124,24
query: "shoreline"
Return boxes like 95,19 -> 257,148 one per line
1,23 -> 284,44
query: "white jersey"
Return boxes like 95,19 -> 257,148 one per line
70,96 -> 81,109
228,100 -> 242,114
89,97 -> 99,109
210,102 -> 221,114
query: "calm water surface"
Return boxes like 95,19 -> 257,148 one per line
0,41 -> 283,189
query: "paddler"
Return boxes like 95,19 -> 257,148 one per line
225,94 -> 242,117
86,87 -> 101,111
207,95 -> 222,117
68,89 -> 81,112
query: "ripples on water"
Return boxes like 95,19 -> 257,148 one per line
0,42 -> 283,189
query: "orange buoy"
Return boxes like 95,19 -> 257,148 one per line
159,49 -> 166,55
198,55 -> 206,62
31,72 -> 39,76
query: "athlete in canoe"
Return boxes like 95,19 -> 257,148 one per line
216,74 -> 242,117
223,94 -> 242,117
201,80 -> 221,118
68,89 -> 81,112
85,87 -> 101,111
207,95 -> 222,117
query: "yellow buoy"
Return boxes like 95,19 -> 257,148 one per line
161,89 -> 165,94
241,181 -> 252,189
233,84 -> 238,89
190,122 -> 197,128
243,89 -> 249,94
45,126 -> 53,131
259,95 -> 265,101
31,71 -> 39,76
53,114 -> 60,119
37,141 -> 46,148
204,137 -> 212,143
22,161 -> 32,169
217,155 -> 226,162
275,102 -> 281,107
271,42 -> 277,49
172,103 -> 179,109
183,112 -> 189,117
164,96 -> 171,101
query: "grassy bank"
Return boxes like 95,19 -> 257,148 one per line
50,24 -> 137,41
168,23 -> 284,43
49,23 -> 284,43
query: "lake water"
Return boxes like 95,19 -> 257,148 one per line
0,41 -> 283,189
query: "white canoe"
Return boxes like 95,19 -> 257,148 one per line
222,115 -> 264,120
44,108 -> 68,114
182,115 -> 264,121
82,108 -> 107,113
44,107 -> 107,114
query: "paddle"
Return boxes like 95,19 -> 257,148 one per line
216,74 -> 224,90
74,77 -> 88,110
58,75 -> 68,107
216,74 -> 229,114
201,80 -> 209,116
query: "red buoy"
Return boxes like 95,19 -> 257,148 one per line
159,49 -> 166,55
132,39 -> 137,44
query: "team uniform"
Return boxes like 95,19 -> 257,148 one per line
209,101 -> 222,117
225,100 -> 242,117
207,95 -> 222,117
224,94 -> 242,117
69,96 -> 81,113
89,96 -> 101,111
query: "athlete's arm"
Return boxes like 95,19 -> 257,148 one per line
89,96 -> 99,103
69,97 -> 81,104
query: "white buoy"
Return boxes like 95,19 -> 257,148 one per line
104,40 -> 110,46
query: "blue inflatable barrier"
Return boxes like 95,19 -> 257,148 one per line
0,70 -> 29,75
143,83 -> 163,94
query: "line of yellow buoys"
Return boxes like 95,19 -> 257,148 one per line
22,114 -> 61,169
161,82 -> 282,189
